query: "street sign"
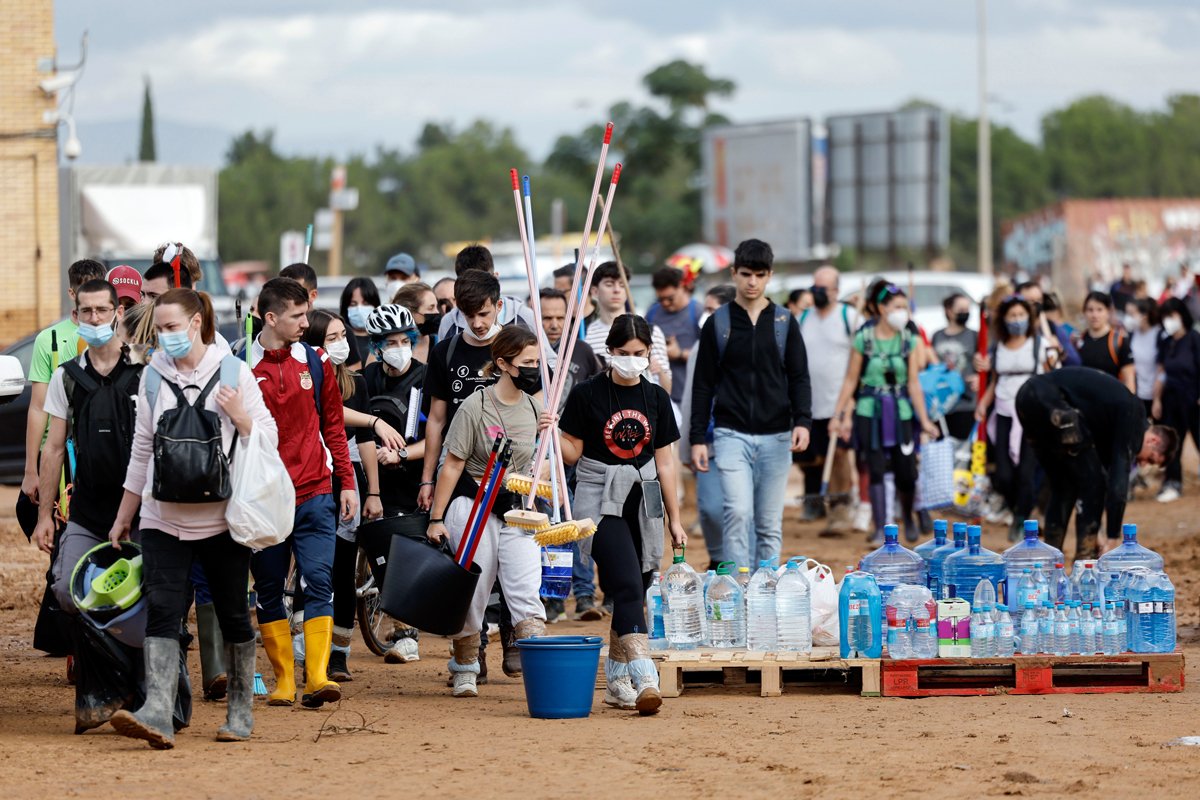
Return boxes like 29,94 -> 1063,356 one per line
330,188 -> 359,211
280,230 -> 305,267
313,208 -> 334,250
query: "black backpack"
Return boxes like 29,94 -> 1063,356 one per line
364,361 -> 426,440
62,359 -> 142,492
150,370 -> 236,503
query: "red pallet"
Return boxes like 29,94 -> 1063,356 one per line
882,651 -> 1185,697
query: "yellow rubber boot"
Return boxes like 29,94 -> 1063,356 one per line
258,620 -> 296,706
301,616 -> 341,708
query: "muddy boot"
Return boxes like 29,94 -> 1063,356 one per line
620,633 -> 661,715
603,633 -> 637,710
328,624 -> 353,682
196,603 -> 227,701
449,634 -> 481,697
110,637 -> 180,750
216,639 -> 255,742
501,625 -> 522,678
800,496 -> 826,522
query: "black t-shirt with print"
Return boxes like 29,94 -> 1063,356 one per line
559,372 -> 679,469
423,334 -> 495,429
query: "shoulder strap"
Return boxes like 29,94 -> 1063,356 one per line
863,321 -> 876,359
446,334 -> 459,367
62,359 -> 98,399
301,344 -> 324,416
799,309 -> 809,326
773,309 -> 788,364
1108,329 -> 1125,366
841,304 -> 851,337
714,304 -> 731,360
193,371 -> 223,408
144,365 -> 163,412
112,363 -> 142,396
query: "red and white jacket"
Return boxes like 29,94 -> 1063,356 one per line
251,339 -> 353,505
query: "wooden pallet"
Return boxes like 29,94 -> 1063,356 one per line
882,650 -> 1185,697
653,647 -> 881,698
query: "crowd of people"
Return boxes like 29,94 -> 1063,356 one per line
17,239 -> 1188,744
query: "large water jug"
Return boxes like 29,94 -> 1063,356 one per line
745,560 -> 778,651
914,519 -> 948,565
663,554 -> 704,649
839,571 -> 882,659
859,525 -> 926,620
942,525 -> 1006,606
705,562 -> 745,648
775,558 -> 812,653
1002,520 -> 1063,621
929,522 -> 968,598
1097,524 -> 1164,602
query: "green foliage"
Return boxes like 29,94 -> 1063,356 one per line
138,77 -> 156,163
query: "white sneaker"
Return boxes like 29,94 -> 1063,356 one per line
603,675 -> 638,710
1157,486 -> 1181,504
384,637 -> 420,664
452,671 -> 478,697
852,503 -> 872,533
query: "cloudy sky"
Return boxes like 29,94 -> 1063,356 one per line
53,0 -> 1200,166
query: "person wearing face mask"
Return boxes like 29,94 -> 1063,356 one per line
1123,298 -> 1160,418
584,262 -> 672,395
248,279 -> 358,710
339,277 -> 383,368
796,266 -> 861,525
830,283 -> 939,545
1151,298 -> 1200,503
383,252 -> 419,301
932,293 -> 979,441
558,314 -> 686,714
393,281 -> 443,364
975,295 -> 1045,541
437,245 -> 537,340
107,288 -> 276,748
425,326 -> 553,698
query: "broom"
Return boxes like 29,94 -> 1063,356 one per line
460,442 -> 514,569
455,435 -> 504,564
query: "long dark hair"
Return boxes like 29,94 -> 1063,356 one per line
484,325 -> 539,379
995,295 -> 1033,343
1159,297 -> 1195,332
605,313 -> 653,351
305,309 -> 355,400
339,277 -> 382,328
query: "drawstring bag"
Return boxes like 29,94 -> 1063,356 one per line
226,424 -> 295,550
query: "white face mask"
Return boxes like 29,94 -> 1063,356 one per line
610,354 -> 649,379
465,322 -> 502,344
386,280 -> 404,300
885,309 -> 909,331
325,338 -> 351,365
381,345 -> 412,372
1163,315 -> 1183,336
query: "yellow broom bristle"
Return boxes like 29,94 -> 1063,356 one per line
533,518 -> 597,546
503,508 -> 550,531
504,474 -> 555,500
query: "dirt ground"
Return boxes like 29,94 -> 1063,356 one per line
1,468 -> 1199,800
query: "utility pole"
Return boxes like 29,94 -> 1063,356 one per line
977,0 -> 993,276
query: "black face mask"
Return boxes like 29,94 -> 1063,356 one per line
1031,301 -> 1044,316
511,365 -> 542,395
954,311 -> 970,326
418,313 -> 442,336
811,286 -> 831,309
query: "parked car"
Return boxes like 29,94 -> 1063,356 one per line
0,331 -> 36,484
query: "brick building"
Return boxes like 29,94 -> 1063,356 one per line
0,0 -> 61,346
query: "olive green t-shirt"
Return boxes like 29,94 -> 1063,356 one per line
853,328 -> 913,420
444,387 -> 539,478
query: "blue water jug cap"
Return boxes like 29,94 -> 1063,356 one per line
997,604 -> 1007,611
1023,568 -> 1031,573
934,519 -> 948,534
884,524 -> 899,542
1034,562 -> 1043,568
952,522 -> 967,539
1122,523 -> 1137,540
759,559 -> 773,568
967,525 -> 982,544
1024,519 -> 1039,535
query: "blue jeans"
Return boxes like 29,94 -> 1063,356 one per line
695,452 -> 725,564
252,493 -> 337,623
712,428 -> 792,570
570,541 -> 596,598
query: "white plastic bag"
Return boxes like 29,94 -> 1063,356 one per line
803,558 -> 840,646
226,424 -> 294,550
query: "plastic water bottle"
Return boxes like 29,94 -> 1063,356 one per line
1002,520 -> 1064,612
915,518 -> 948,565
887,614 -> 911,659
928,522 -> 968,598
995,604 -> 1015,657
942,525 -> 1005,605
1037,602 -> 1055,654
1077,562 -> 1104,607
705,564 -> 745,648
859,525 -> 927,623
1155,571 -> 1176,653
1079,604 -> 1094,654
735,566 -> 751,593
1013,569 -> 1039,627
1018,603 -> 1040,654
1051,562 -> 1070,605
646,572 -> 667,649
663,554 -> 704,649
1102,602 -> 1121,655
539,544 -> 573,600
839,570 -> 883,658
1125,569 -> 1152,653
702,569 -> 717,599
1114,596 -> 1129,653
912,600 -> 937,658
745,560 -> 778,651
971,606 -> 994,658
1053,604 -> 1070,656
1097,524 -> 1164,601
775,559 -> 812,653
972,575 -> 997,612
1066,602 -> 1082,655
1032,563 -> 1050,606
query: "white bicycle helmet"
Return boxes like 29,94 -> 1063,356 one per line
366,303 -> 417,340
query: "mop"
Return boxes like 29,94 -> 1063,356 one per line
454,435 -> 504,565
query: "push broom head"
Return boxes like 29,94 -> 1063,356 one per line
504,508 -> 551,532
505,473 -> 555,501
533,518 -> 597,547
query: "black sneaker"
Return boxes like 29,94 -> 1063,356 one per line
574,595 -> 603,621
328,650 -> 352,682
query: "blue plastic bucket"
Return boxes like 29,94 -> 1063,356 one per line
515,636 -> 603,719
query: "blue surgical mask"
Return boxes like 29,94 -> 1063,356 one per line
347,305 -> 374,331
159,328 -> 196,358
77,321 -> 114,347
1006,319 -> 1029,337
